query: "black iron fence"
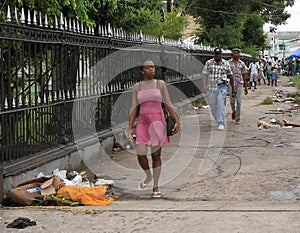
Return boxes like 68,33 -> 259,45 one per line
1,6 -> 214,166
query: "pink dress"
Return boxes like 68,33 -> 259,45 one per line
136,89 -> 169,146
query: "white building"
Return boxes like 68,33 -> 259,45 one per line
267,31 -> 300,58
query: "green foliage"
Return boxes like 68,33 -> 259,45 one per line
192,97 -> 208,108
186,0 -> 294,53
242,45 -> 261,58
294,97 -> 300,104
160,10 -> 188,40
242,14 -> 266,49
208,24 -> 243,49
286,91 -> 300,98
0,0 -> 187,40
261,97 -> 273,105
290,75 -> 300,89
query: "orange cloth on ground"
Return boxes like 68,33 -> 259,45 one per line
56,185 -> 113,206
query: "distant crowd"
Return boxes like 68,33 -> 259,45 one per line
245,57 -> 300,88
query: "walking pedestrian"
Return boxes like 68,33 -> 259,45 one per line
266,61 -> 272,85
271,58 -> 279,86
128,59 -> 179,198
258,59 -> 266,85
202,48 -> 234,130
248,60 -> 259,90
228,48 -> 248,124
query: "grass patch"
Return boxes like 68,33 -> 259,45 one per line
261,97 -> 273,105
286,91 -> 300,98
193,97 -> 208,108
290,75 -> 300,89
294,97 -> 300,104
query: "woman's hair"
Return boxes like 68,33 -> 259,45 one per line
140,59 -> 154,70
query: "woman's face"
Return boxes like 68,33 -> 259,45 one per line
142,61 -> 155,78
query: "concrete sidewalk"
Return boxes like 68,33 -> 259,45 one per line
1,200 -> 300,232
1,75 -> 300,232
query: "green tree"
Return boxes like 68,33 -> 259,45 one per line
0,0 -> 187,40
185,0 -> 295,52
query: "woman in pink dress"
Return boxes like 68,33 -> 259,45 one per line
128,59 -> 179,198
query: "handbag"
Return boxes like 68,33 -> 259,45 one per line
157,80 -> 176,136
165,113 -> 175,136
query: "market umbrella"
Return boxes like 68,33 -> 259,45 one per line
287,48 -> 300,58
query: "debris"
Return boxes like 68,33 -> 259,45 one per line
274,143 -> 285,147
44,195 -> 80,207
94,179 -> 114,186
258,116 -> 266,120
265,109 -> 291,114
257,120 -> 281,129
6,217 -> 36,229
257,118 -> 300,129
282,119 -> 300,127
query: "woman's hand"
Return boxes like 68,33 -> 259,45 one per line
171,121 -> 180,135
128,128 -> 134,141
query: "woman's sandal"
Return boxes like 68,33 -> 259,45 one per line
151,192 -> 163,198
138,178 -> 152,190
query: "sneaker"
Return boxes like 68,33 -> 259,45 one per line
235,119 -> 241,124
231,112 -> 236,120
218,125 -> 225,130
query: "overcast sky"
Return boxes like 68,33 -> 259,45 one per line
264,0 -> 300,32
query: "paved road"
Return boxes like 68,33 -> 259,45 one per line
1,75 -> 300,232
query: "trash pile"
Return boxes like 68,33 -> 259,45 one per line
257,89 -> 300,129
2,169 -> 115,207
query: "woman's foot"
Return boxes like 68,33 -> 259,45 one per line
138,175 -> 153,190
151,191 -> 163,198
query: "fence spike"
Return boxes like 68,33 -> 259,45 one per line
27,9 -> 31,25
39,12 -> 43,27
12,97 -> 16,108
77,20 -> 80,33
19,95 -> 22,106
54,15 -> 58,28
73,19 -> 76,32
64,17 -> 67,30
4,98 -> 8,109
44,13 -> 48,27
59,13 -> 64,29
6,5 -> 11,22
66,90 -> 70,99
98,25 -> 101,36
14,7 -> 18,22
20,8 -> 25,24
38,95 -> 42,104
25,96 -> 29,105
107,23 -> 112,37
81,22 -> 84,33
33,11 -> 37,25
